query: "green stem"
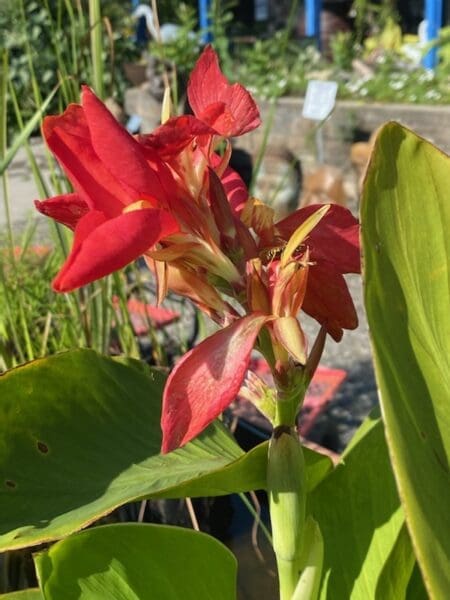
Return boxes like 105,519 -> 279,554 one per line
267,426 -> 306,600
292,517 -> 324,600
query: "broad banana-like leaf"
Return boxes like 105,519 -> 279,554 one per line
35,523 -> 236,600
362,122 -> 450,598
311,412 -> 405,599
0,349 -> 330,552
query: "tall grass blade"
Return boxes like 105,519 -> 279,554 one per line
89,0 -> 104,98
0,85 -> 59,176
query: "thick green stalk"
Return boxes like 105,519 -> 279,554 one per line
268,426 -> 306,600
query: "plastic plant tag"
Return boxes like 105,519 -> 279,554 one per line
302,81 -> 338,121
254,0 -> 269,21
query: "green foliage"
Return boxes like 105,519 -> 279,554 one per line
148,3 -> 200,87
34,523 -> 237,600
0,245 -> 71,367
339,55 -> 450,104
1,0 -> 139,137
0,350 -> 240,551
330,31 -> 356,71
310,412 -> 410,599
351,0 -> 400,44
0,241 -> 144,371
209,0 -> 236,79
362,122 -> 450,598
0,348 -> 331,553
437,26 -> 450,72
0,590 -> 43,599
234,35 -> 324,100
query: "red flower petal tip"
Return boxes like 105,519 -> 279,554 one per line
187,45 -> 261,137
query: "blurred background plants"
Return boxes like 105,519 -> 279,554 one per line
0,0 -> 165,373
1,0 -> 140,138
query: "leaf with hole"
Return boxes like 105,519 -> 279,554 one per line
0,349 -> 331,552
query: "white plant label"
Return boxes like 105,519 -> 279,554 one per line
302,80 -> 338,121
254,0 -> 269,21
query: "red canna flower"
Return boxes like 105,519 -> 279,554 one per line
35,46 -> 361,456
35,86 -> 179,292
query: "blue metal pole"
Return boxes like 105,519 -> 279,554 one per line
423,0 -> 443,69
305,0 -> 322,48
199,0 -> 213,43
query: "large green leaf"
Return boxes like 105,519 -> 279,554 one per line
0,591 -> 43,600
375,523 -> 415,600
0,350 -> 259,552
310,412 -> 405,599
362,122 -> 450,598
0,349 -> 331,553
34,523 -> 236,600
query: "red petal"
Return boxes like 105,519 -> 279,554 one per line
81,87 -> 169,204
43,105 -> 132,216
161,314 -> 268,452
276,204 -> 361,274
187,46 -> 260,137
140,114 -> 215,159
53,208 -> 178,292
220,165 -> 249,214
35,193 -> 89,230
302,264 -> 358,341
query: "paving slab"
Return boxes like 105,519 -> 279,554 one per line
0,139 -> 51,238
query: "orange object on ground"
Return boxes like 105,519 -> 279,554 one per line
113,296 -> 180,335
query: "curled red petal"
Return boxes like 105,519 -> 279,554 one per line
140,114 -> 216,159
187,45 -> 260,137
161,314 -> 268,453
53,208 -> 178,292
303,264 -> 358,341
35,193 -> 89,230
276,204 -> 361,274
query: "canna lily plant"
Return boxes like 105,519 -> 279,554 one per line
1,45 -> 450,600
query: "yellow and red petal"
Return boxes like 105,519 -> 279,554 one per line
276,204 -> 360,274
271,316 -> 307,365
162,263 -> 228,317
